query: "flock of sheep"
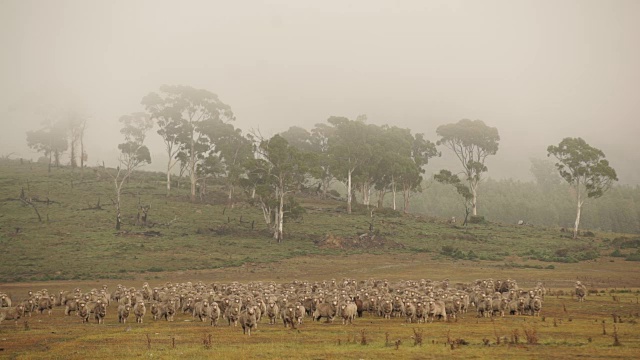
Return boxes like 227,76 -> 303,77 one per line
0,278 -> 560,334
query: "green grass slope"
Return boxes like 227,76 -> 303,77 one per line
0,158 -> 636,283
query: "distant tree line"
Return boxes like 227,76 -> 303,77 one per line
24,85 -> 624,238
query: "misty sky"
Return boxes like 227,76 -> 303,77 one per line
1,0 -> 639,183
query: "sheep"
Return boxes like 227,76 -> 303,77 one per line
531,296 -> 543,316
427,299 -> 447,322
118,304 -> 131,324
209,301 -> 221,326
391,296 -> 405,318
281,305 -> 296,329
38,295 -> 54,316
476,296 -> 492,318
133,302 -> 146,323
313,300 -> 338,323
0,304 -> 25,325
64,298 -> 81,316
414,302 -> 426,323
507,299 -> 519,315
157,300 -> 176,321
340,302 -> 358,325
239,306 -> 258,335
404,302 -> 416,323
380,299 -> 393,319
352,296 -> 364,318
225,305 -> 241,326
77,302 -> 90,323
193,300 -> 210,322
266,301 -> 280,325
575,282 -> 587,302
22,298 -> 36,317
294,304 -> 305,325
94,301 -> 107,324
150,302 -> 160,320
0,293 -> 12,307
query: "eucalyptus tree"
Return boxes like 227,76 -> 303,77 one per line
112,112 -> 153,230
436,119 -> 500,216
26,120 -> 68,172
142,85 -> 234,200
326,116 -> 373,214
250,134 -> 310,242
547,137 -> 618,239
202,120 -> 254,205
434,169 -> 474,225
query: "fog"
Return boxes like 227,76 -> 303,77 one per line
1,0 -> 639,183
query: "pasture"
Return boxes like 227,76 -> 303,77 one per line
1,159 -> 640,359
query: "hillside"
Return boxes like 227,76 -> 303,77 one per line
0,158 -> 637,283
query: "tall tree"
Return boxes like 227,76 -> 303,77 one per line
142,85 -> 233,200
547,137 -> 618,239
251,135 -> 309,242
529,158 -> 562,190
26,120 -> 68,172
201,121 -> 254,205
66,111 -> 86,169
327,116 -> 372,214
434,169 -> 474,225
111,112 -> 153,230
436,119 -> 500,216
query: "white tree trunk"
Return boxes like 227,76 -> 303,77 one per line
392,178 -> 397,211
347,170 -> 353,214
471,184 -> 478,216
166,159 -> 172,196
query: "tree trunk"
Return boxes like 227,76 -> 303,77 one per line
391,178 -> 397,211
277,190 -> 284,243
166,159 -> 172,197
471,184 -> 478,216
347,170 -> 353,214
573,200 -> 583,239
377,188 -> 385,209
190,160 -> 196,202
115,177 -> 122,230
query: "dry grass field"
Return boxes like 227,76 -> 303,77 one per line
2,254 -> 640,359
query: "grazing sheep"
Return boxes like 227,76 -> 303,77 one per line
133,302 -> 146,323
65,298 -> 81,316
209,301 -> 221,326
414,302 -> 426,323
313,300 -> 338,323
266,302 -> 280,325
340,302 -> 358,325
150,303 -> 159,320
380,299 -> 393,319
77,302 -> 89,323
294,304 -> 305,325
118,304 -> 131,324
22,298 -> 36,317
282,305 -> 296,329
427,299 -> 447,322
0,304 -> 25,325
38,295 -> 54,316
225,305 -> 241,326
575,282 -> 587,302
239,306 -> 258,335
158,300 -> 176,322
0,293 -> 11,307
94,301 -> 107,324
193,300 -> 210,322
531,296 -> 543,316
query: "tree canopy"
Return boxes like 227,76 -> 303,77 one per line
436,119 -> 500,216
547,137 -> 618,238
